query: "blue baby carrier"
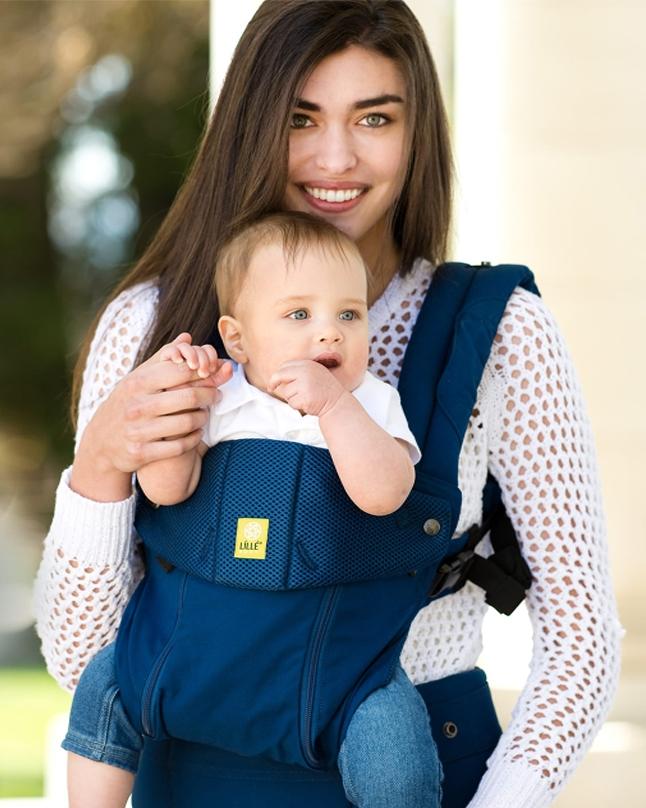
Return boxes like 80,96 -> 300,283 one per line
116,262 -> 538,807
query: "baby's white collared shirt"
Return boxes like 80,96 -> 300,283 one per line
203,362 -> 420,464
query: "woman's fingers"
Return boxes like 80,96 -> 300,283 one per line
125,408 -> 210,446
126,428 -> 206,467
124,384 -> 217,422
89,335 -> 229,474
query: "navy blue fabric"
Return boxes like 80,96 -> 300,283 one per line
132,668 -> 501,808
399,262 -> 538,486
116,537 -> 446,768
120,262 -> 537,803
135,441 -> 456,588
418,670 -> 502,808
397,263 -> 475,456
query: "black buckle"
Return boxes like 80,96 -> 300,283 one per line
428,550 -> 475,598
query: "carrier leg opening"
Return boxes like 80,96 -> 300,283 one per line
337,666 -> 443,808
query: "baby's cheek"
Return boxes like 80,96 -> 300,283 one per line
350,347 -> 370,387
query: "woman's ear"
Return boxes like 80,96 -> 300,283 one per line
218,315 -> 248,363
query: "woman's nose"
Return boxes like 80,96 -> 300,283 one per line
314,125 -> 358,175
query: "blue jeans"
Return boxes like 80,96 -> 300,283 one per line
63,647 -> 441,807
339,664 -> 442,807
61,642 -> 141,774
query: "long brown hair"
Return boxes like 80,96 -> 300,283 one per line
71,0 -> 453,426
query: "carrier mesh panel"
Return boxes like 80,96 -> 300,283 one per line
135,440 -> 453,590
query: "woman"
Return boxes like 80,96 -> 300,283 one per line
34,1 -> 622,806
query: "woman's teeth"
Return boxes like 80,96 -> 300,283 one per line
304,186 -> 364,203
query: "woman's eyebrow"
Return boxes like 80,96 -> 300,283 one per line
294,94 -> 404,112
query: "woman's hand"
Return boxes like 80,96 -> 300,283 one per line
70,333 -> 232,501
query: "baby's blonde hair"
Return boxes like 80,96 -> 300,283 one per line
215,212 -> 367,316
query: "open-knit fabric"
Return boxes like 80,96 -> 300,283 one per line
33,259 -> 622,807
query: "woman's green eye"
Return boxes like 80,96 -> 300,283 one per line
291,113 -> 311,129
290,309 -> 308,320
339,310 -> 357,321
361,113 -> 388,127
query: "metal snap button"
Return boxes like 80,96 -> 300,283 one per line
423,518 -> 441,536
442,721 -> 458,739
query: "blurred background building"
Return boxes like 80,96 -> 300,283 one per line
0,0 -> 643,803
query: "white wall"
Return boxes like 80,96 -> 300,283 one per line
209,0 -> 260,103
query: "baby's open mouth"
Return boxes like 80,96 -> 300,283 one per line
314,353 -> 341,369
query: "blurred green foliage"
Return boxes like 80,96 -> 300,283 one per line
0,667 -> 72,797
1,0 -> 210,519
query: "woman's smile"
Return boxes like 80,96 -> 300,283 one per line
299,181 -> 368,212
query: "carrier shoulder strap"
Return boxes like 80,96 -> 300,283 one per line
398,261 -> 539,614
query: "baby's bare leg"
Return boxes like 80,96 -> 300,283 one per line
62,644 -> 140,806
68,752 -> 134,808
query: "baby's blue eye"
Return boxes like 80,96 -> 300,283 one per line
339,310 -> 357,321
289,309 -> 308,320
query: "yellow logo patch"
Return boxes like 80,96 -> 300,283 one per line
234,518 -> 269,559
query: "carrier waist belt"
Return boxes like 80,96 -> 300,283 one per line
135,439 -> 460,590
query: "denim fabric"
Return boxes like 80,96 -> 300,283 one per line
61,642 -> 142,774
338,664 -> 442,808
63,644 -> 441,801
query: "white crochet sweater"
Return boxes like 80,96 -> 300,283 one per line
33,259 -> 622,807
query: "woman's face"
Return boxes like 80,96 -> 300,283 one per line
284,46 -> 409,261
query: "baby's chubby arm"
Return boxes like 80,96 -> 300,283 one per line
136,339 -> 232,505
268,361 -> 414,516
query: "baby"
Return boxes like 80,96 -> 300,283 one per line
63,212 -> 441,808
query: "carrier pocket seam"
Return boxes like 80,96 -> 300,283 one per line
140,571 -> 188,737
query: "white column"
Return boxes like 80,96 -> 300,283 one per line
406,0 -> 454,109
209,0 -> 261,107
452,0 -> 506,263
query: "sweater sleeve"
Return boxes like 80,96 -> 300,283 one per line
32,281 -> 159,692
467,288 -> 624,806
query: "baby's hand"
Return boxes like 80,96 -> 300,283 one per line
267,360 -> 348,417
159,333 -> 232,386
159,336 -> 219,379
